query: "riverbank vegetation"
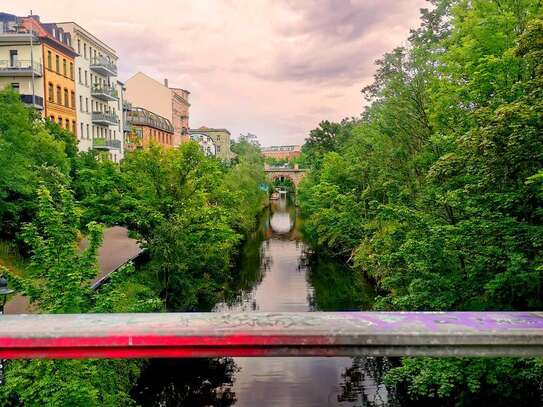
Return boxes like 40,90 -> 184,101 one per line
298,0 -> 543,405
0,88 -> 265,405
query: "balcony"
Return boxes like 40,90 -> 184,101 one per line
20,94 -> 44,109
92,111 -> 119,126
93,137 -> 121,150
0,60 -> 42,77
90,56 -> 117,77
127,108 -> 174,134
91,84 -> 118,101
122,101 -> 132,112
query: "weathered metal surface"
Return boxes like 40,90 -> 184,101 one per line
0,312 -> 542,359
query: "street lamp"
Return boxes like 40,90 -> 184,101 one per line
0,275 -> 13,386
0,275 -> 13,314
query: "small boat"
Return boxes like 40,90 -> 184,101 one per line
270,192 -> 280,200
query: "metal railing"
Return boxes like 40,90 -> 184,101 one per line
0,311 -> 541,359
92,138 -> 121,150
0,60 -> 42,75
91,84 -> 118,100
90,56 -> 117,76
91,111 -> 119,125
128,115 -> 174,133
19,94 -> 44,108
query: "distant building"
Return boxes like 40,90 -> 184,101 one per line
126,106 -> 174,150
190,133 -> 216,156
261,145 -> 301,161
125,72 -> 190,146
189,126 -> 233,161
239,132 -> 260,148
57,21 -> 124,162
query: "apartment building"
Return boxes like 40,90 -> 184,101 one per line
19,16 -> 77,134
56,22 -> 123,162
189,132 -> 217,156
126,106 -> 174,150
0,13 -> 45,110
125,72 -> 190,146
188,126 -> 233,161
261,145 -> 302,161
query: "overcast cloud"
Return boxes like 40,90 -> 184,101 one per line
5,0 -> 429,145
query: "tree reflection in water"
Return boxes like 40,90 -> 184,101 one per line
337,357 -> 396,407
131,358 -> 239,407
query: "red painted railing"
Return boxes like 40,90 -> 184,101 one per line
0,312 -> 542,359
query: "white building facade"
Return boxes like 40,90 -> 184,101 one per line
57,22 -> 124,161
0,14 -> 44,111
189,132 -> 217,156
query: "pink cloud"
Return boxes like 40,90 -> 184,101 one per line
4,0 -> 429,145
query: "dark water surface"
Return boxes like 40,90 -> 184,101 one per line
133,195 -> 390,406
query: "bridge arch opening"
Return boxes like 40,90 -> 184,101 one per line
271,175 -> 296,191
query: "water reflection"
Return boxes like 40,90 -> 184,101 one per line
133,195 -> 389,406
215,195 -> 388,406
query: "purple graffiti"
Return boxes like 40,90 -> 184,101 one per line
347,312 -> 543,331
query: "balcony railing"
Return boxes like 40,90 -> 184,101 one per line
0,60 -> 42,77
20,94 -> 44,109
90,56 -> 117,77
92,111 -> 119,126
91,84 -> 118,101
128,114 -> 174,133
93,137 -> 121,150
0,312 -> 542,359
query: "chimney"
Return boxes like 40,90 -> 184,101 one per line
164,78 -> 168,88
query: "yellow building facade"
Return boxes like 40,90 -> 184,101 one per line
22,17 -> 77,134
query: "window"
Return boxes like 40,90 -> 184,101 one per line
84,70 -> 88,86
10,83 -> 20,93
84,43 -> 87,58
80,122 -> 84,138
50,116 -> 54,122
92,126 -> 95,137
48,83 -> 54,102
77,39 -> 81,54
72,121 -> 76,134
58,116 -> 62,125
86,124 -> 89,139
56,86 -> 61,104
47,51 -> 52,70
65,118 -> 69,130
79,96 -> 83,111
71,91 -> 75,109
55,55 -> 60,73
69,62 -> 74,79
85,98 -> 89,112
63,59 -> 67,76
64,88 -> 69,107
78,68 -> 82,83
9,50 -> 17,67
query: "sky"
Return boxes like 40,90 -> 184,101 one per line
5,0 -> 429,146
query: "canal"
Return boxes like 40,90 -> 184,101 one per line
133,195 -> 390,406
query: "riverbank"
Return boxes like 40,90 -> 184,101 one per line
132,194 -> 387,406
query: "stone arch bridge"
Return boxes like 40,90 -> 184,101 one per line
264,164 -> 307,188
